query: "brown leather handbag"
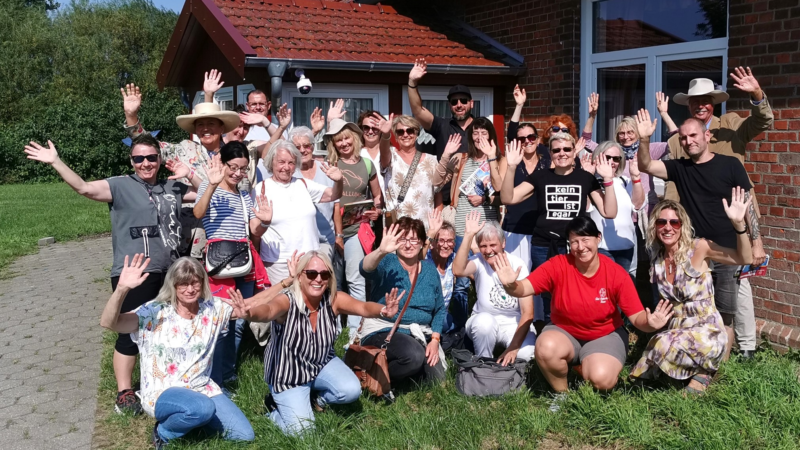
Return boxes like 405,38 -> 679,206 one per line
344,264 -> 420,397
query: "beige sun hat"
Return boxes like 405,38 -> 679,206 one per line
673,78 -> 730,106
323,118 -> 363,145
176,102 -> 241,134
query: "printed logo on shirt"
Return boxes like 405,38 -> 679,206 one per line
489,278 -> 519,310
545,185 -> 582,220
595,288 -> 608,304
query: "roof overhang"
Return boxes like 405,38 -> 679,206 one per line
244,58 -> 525,76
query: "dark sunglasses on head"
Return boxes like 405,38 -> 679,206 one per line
655,219 -> 682,229
551,126 -> 570,133
550,147 -> 573,154
449,97 -> 470,106
605,155 -> 622,163
395,128 -> 418,137
303,270 -> 332,281
515,134 -> 538,143
131,154 -> 159,164
360,125 -> 380,134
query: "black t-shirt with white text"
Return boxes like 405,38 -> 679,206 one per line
525,168 -> 602,246
664,154 -> 752,249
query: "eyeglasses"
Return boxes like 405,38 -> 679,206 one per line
226,164 -> 246,174
395,128 -> 418,137
360,125 -> 380,134
550,147 -> 573,154
176,281 -> 201,291
248,102 -> 268,108
551,126 -> 570,133
399,238 -> 421,245
605,155 -> 622,163
296,143 -> 314,150
437,239 -> 455,245
515,134 -> 538,144
131,154 -> 159,164
303,270 -> 332,281
449,98 -> 470,106
655,219 -> 682,229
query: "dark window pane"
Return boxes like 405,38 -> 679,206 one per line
292,98 -> 374,128
597,65 -> 645,142
661,57 -> 724,138
593,0 -> 728,53
422,100 -> 481,119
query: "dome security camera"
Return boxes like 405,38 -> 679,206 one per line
296,69 -> 312,95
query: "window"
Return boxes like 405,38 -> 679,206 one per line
280,83 -> 389,131
401,86 -> 493,121
192,87 -> 234,111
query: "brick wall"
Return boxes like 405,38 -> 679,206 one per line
728,0 -> 800,351
461,0 -> 582,131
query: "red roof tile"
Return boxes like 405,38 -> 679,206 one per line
213,0 -> 504,66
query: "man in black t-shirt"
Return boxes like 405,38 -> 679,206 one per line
637,111 -> 760,359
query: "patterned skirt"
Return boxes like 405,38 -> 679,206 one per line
630,297 -> 728,380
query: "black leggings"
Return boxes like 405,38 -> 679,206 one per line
110,273 -> 166,356
362,332 -> 445,383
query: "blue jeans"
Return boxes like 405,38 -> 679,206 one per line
598,247 -> 635,276
334,234 -> 367,330
451,235 -> 472,329
154,387 -> 254,443
269,357 -> 361,436
531,244 -> 567,323
212,277 -> 253,385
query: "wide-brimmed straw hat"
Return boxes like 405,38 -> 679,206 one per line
673,78 -> 729,106
176,102 -> 241,134
323,119 -> 363,146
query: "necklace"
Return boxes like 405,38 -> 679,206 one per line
340,155 -> 359,164
664,254 -> 676,276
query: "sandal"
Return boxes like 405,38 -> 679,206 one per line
684,373 -> 712,395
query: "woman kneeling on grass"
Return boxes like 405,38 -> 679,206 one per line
494,216 -> 673,406
99,254 -> 255,448
630,190 -> 752,394
229,251 -> 400,436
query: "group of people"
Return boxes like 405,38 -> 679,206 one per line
22,60 -> 772,446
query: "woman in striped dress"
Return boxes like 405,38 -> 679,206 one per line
230,251 -> 401,435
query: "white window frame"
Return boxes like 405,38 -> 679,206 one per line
579,0 -> 728,140
237,84 -> 255,106
280,83 -> 389,128
192,86 -> 235,111
401,86 -> 494,121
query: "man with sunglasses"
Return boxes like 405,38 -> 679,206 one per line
636,111 -> 758,360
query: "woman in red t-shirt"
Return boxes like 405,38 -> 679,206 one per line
494,216 -> 673,393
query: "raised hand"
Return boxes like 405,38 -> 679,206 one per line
442,134 -> 462,162
120,83 -> 142,117
656,92 -> 670,115
252,191 -> 274,223
587,92 -> 599,117
575,136 -> 587,155
595,152 -> 614,181
327,98 -> 346,124
579,154 -> 596,174
203,69 -> 225,96
23,140 -> 59,165
221,288 -> 251,321
276,103 -> 292,128
239,112 -> 267,126
730,66 -> 762,96
646,300 -> 674,330
409,58 -> 427,84
117,254 -> 151,290
371,112 -> 394,135
427,209 -> 443,238
478,136 -> 497,159
309,107 -> 325,135
166,158 -> 191,180
628,156 -> 640,178
379,223 -> 404,254
722,186 -> 751,224
493,252 -> 522,287
205,154 -> 225,186
505,139 -> 523,166
320,162 -> 342,182
513,84 -> 526,106
287,250 -> 304,279
382,287 -> 405,318
635,108 -> 658,139
464,210 -> 485,236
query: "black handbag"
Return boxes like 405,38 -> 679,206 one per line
204,192 -> 253,278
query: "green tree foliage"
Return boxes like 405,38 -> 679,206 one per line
0,0 -> 186,183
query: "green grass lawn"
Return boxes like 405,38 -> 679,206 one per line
94,328 -> 800,450
0,183 -> 111,277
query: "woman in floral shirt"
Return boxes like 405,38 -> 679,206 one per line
100,254 -> 273,447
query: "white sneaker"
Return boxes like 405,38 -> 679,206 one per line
548,392 -> 568,413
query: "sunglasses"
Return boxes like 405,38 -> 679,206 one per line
550,147 -> 573,154
395,128 -> 418,137
551,126 -> 570,133
449,98 -> 470,106
360,125 -> 380,134
131,154 -> 159,164
605,155 -> 622,163
303,270 -> 332,281
515,134 -> 538,143
655,219 -> 682,229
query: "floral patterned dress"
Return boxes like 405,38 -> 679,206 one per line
630,240 -> 728,380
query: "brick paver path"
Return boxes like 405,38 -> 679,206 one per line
0,236 -> 112,450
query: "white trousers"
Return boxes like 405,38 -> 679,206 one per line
735,278 -> 757,351
466,312 -> 536,361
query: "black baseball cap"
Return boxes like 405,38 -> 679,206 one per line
447,85 -> 472,99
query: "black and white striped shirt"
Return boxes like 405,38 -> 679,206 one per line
263,289 -> 337,393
